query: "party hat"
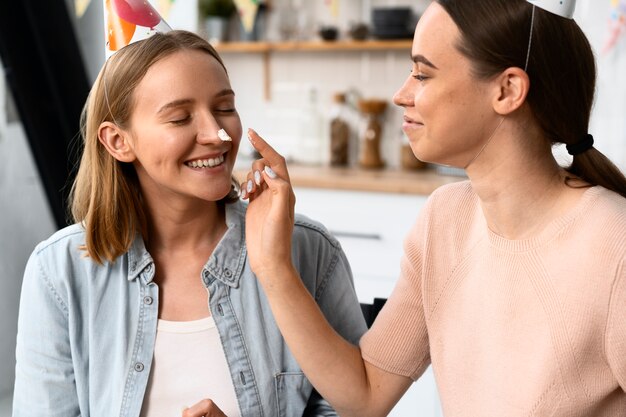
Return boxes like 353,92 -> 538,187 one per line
104,0 -> 172,58
526,0 -> 576,19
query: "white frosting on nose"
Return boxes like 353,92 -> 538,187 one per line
218,129 -> 232,142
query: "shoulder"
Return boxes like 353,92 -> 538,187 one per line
589,187 -> 626,220
427,180 -> 475,211
292,213 -> 341,250
28,223 -> 122,286
23,224 -> 90,307
32,223 -> 86,257
576,187 -> 626,254
408,179 -> 479,238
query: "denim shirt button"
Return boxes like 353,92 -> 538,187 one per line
134,362 -> 144,372
143,296 -> 153,305
223,268 -> 232,279
202,270 -> 210,285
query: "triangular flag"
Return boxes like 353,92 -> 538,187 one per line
234,0 -> 259,34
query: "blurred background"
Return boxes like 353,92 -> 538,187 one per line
1,0 -> 625,415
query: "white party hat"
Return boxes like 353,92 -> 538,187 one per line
525,0 -> 576,19
103,0 -> 172,58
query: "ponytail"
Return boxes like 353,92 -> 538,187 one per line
567,149 -> 626,198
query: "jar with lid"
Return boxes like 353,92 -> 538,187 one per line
357,98 -> 387,169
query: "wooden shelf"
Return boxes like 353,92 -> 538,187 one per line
214,39 -> 412,53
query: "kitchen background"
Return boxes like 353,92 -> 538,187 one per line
1,0 -> 625,416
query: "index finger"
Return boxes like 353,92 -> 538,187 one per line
247,128 -> 290,181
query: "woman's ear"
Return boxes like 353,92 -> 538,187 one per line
492,67 -> 529,116
98,121 -> 136,163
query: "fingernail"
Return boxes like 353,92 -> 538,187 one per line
264,165 -> 277,179
254,170 -> 261,185
247,180 -> 253,193
247,128 -> 255,145
241,188 -> 247,199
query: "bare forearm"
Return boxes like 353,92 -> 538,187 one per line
258,266 -> 385,417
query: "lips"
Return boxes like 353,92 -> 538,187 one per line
402,115 -> 423,132
403,115 -> 421,124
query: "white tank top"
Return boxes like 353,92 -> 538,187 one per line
140,316 -> 241,417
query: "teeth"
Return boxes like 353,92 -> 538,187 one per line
187,154 -> 225,168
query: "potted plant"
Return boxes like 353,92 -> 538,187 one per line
198,0 -> 236,44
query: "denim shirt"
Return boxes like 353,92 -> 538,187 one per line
13,201 -> 367,417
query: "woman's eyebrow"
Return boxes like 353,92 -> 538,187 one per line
216,88 -> 235,98
412,54 -> 439,70
156,89 -> 235,115
157,99 -> 193,115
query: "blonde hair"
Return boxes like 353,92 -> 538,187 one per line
70,30 -> 239,264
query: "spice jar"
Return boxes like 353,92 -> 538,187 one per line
329,93 -> 350,166
357,98 -> 387,169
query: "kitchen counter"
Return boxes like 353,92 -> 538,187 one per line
234,164 -> 465,195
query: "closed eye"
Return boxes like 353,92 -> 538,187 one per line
170,115 -> 191,125
411,72 -> 429,82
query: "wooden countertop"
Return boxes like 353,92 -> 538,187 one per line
234,164 -> 465,195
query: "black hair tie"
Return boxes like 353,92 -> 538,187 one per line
566,134 -> 594,156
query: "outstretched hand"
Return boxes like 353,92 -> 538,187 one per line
241,129 -> 297,282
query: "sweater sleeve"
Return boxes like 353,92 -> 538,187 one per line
359,205 -> 431,381
606,259 -> 626,391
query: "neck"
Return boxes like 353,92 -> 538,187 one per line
466,120 -> 575,240
142,196 -> 227,254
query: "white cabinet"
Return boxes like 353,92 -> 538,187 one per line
294,186 -> 443,417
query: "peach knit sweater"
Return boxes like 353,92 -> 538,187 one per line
360,181 -> 626,416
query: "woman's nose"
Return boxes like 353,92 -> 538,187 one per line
393,76 -> 414,108
196,114 -> 222,144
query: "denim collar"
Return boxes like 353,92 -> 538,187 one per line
126,200 -> 247,288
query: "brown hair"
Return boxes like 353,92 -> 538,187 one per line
437,0 -> 626,198
70,30 -> 239,264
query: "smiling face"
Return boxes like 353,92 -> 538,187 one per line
121,49 -> 242,206
394,2 -> 499,168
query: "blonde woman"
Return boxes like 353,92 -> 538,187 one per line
13,30 -> 366,417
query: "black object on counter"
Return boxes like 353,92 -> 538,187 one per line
371,7 -> 415,39
319,26 -> 339,41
